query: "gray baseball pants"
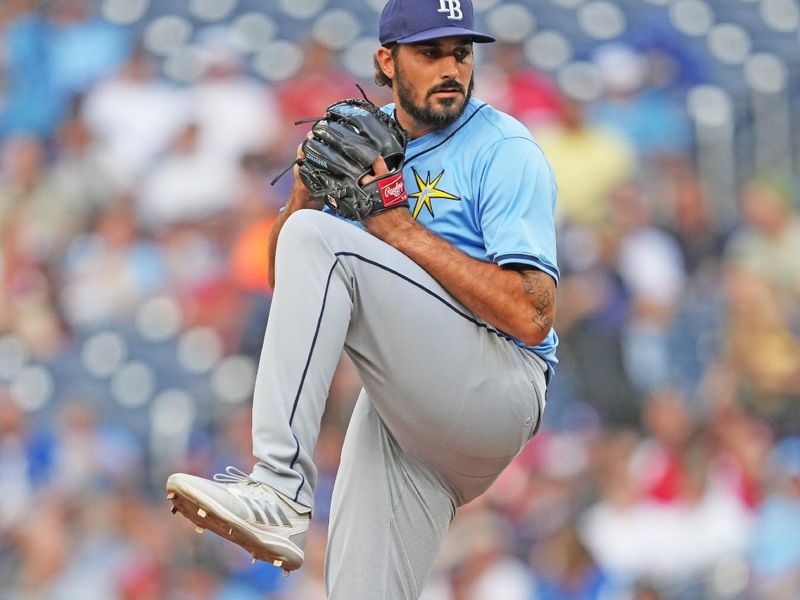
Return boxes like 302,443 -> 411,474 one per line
249,210 -> 548,599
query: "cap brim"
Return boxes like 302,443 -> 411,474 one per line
394,26 -> 495,44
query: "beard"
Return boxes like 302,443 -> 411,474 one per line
395,66 -> 474,131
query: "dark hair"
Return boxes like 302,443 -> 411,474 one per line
374,44 -> 399,88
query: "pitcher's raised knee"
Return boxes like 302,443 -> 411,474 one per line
277,210 -> 340,257
278,210 -> 372,260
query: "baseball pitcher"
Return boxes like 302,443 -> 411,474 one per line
167,0 -> 559,597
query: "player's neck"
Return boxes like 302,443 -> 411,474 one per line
393,108 -> 438,140
392,95 -> 472,140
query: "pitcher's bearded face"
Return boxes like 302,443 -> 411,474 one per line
393,38 -> 475,130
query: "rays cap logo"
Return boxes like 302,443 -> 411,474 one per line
379,0 -> 496,46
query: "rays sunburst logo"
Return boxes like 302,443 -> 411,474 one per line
408,167 -> 460,219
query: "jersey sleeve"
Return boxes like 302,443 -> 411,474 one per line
475,136 -> 560,284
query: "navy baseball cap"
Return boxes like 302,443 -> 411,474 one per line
379,0 -> 496,46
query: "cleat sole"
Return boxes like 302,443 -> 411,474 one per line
165,485 -> 303,572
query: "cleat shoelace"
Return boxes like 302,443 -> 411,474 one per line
211,466 -> 305,526
213,466 -> 262,486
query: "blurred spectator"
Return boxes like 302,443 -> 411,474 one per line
83,48 -> 189,185
11,497 -> 71,596
492,440 -> 585,549
581,430 -> 752,595
721,266 -> 800,434
59,200 -> 167,328
229,151 -> 284,293
552,223 -> 639,427
0,0 -> 130,138
168,564 -> 221,600
610,182 -> 687,394
48,399 -> 144,497
0,134 -> 90,264
1,8 -> 60,137
749,436 -> 800,599
422,506 -> 535,600
536,97 -> 634,228
45,0 -> 130,103
477,42 -> 563,129
158,222 -> 227,296
137,122 -> 238,231
631,389 -> 696,504
0,219 -> 66,357
191,26 -> 282,166
0,133 -> 81,356
157,221 -> 245,346
0,392 -> 54,530
722,176 -> 800,428
49,98 -> 126,215
659,163 -> 723,275
276,39 -> 357,153
531,524 -> 615,600
724,174 -> 800,297
709,408 -> 772,511
35,494 -> 165,600
228,152 -> 281,354
589,43 -> 692,161
117,560 -> 166,600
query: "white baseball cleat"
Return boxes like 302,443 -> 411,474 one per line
166,466 -> 310,573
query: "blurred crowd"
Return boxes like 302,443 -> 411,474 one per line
1,1 -> 800,599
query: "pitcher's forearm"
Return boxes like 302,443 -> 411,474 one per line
365,210 -> 556,346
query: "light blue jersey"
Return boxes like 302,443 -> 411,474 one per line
321,98 -> 560,374
389,98 -> 560,375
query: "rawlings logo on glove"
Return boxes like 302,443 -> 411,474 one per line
377,173 -> 408,208
274,94 -> 410,221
